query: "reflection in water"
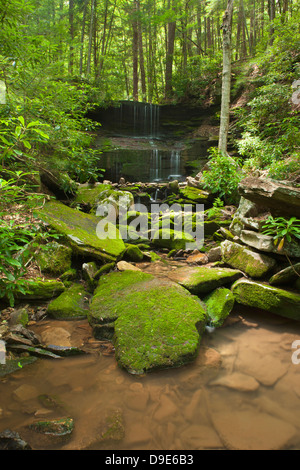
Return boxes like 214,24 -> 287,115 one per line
1,308 -> 300,450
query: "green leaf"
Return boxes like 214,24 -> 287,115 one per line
18,116 -> 25,126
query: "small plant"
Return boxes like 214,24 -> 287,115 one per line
202,147 -> 243,203
262,216 -> 300,251
206,197 -> 224,220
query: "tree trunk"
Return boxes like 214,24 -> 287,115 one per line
218,0 -> 234,155
86,0 -> 95,76
133,0 -> 139,101
69,0 -> 74,75
79,0 -> 88,76
165,0 -> 176,100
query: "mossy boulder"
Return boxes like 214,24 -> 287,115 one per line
89,271 -> 154,339
179,186 -> 211,203
47,283 -> 90,320
95,189 -> 134,218
269,263 -> 300,286
37,199 -> 126,263
74,183 -> 111,206
16,279 -> 65,301
35,242 -> 72,276
123,244 -> 145,262
203,288 -> 235,327
221,239 -> 277,279
167,266 -> 243,295
232,278 -> 300,320
152,229 -> 196,251
88,271 -> 208,374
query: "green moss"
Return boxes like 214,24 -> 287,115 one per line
179,187 -> 210,203
89,271 -> 154,326
60,268 -> 77,282
124,244 -> 144,262
16,279 -> 65,300
37,199 -> 126,263
0,357 -> 37,377
47,283 -> 89,320
203,287 -> 235,327
152,229 -> 196,250
113,278 -> 208,374
35,242 -> 72,276
168,266 -> 243,295
232,278 -> 300,320
221,240 -> 276,278
29,418 -> 74,436
74,183 -> 111,205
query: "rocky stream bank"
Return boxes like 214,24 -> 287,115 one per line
0,173 -> 300,449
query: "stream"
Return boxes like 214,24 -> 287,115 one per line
1,102 -> 300,451
1,294 -> 300,450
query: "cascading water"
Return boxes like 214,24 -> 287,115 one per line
118,101 -> 161,138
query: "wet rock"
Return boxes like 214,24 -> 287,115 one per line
74,183 -> 112,207
221,239 -> 276,278
8,306 -> 29,327
0,429 -> 32,450
35,242 -> 72,276
152,229 -> 196,251
29,417 -> 74,437
40,327 -> 72,347
0,357 -> 37,377
8,344 -> 62,359
232,278 -> 300,321
211,410 -> 297,450
209,372 -> 260,392
238,177 -> 300,218
181,424 -> 223,450
123,244 -> 145,262
95,189 -> 134,219
37,199 -> 126,263
13,384 -> 39,402
117,261 -> 141,271
90,270 -> 207,374
15,278 -> 65,301
186,252 -> 208,265
167,266 -> 243,295
98,409 -> 125,443
240,230 -> 300,258
269,263 -> 300,286
207,246 -> 222,263
203,288 -> 235,327
47,283 -> 90,320
82,261 -> 98,289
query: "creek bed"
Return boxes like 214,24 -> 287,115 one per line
1,305 -> 300,450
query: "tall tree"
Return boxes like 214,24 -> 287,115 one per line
218,0 -> 234,155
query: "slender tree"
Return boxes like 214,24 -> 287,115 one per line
218,0 -> 234,155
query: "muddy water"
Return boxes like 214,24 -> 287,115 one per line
1,306 -> 300,450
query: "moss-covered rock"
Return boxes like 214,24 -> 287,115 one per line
47,283 -> 90,320
89,271 -> 154,339
29,417 -> 74,437
203,288 -> 235,327
231,278 -> 300,320
123,244 -> 145,262
74,183 -> 112,206
179,186 -> 211,203
152,229 -> 196,251
35,242 -> 72,276
88,271 -> 208,373
221,240 -> 277,279
95,189 -> 134,218
16,279 -> 65,301
269,263 -> 300,286
167,266 -> 243,295
37,199 -> 126,263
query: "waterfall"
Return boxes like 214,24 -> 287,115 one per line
118,101 -> 160,137
170,150 -> 181,175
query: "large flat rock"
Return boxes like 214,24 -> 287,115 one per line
232,278 -> 300,320
88,270 -> 208,374
238,177 -> 300,218
37,199 -> 126,263
167,266 -> 243,295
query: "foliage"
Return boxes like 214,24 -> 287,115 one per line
262,216 -> 300,251
202,148 -> 243,203
205,197 -> 224,220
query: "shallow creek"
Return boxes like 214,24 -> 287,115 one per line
1,275 -> 300,450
